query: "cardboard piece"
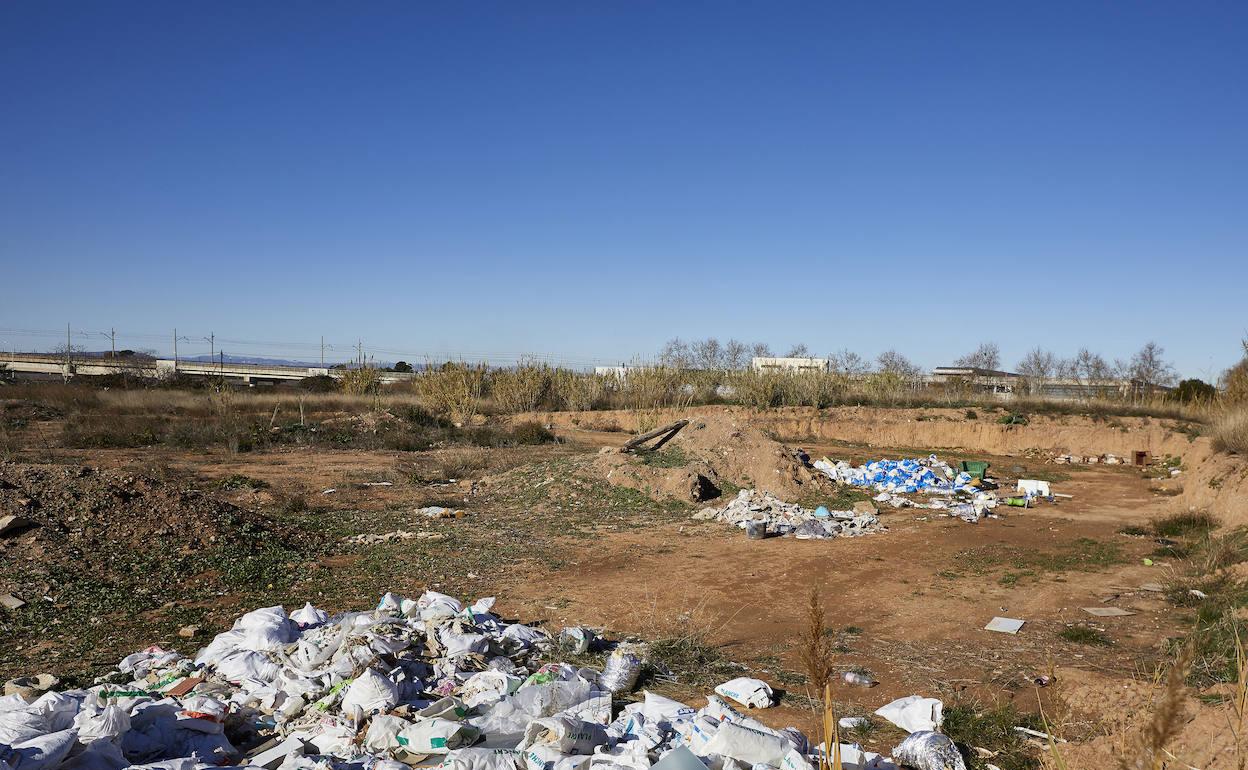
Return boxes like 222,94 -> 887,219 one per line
984,617 -> 1024,634
1082,607 -> 1135,617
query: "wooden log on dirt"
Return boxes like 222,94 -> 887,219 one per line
620,419 -> 689,453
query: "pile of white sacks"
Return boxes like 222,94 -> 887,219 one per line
693,490 -> 883,540
0,593 -> 968,770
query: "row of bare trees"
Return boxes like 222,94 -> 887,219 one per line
657,337 -> 1179,388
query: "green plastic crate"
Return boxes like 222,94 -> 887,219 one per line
960,460 -> 990,480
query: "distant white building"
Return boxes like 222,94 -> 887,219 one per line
751,356 -> 830,373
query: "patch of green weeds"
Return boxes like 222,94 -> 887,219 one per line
941,701 -> 1044,770
1059,625 -> 1112,646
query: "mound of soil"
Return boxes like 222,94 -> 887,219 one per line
591,415 -> 833,504
0,462 -> 308,609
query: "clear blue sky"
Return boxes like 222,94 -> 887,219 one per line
2,2 -> 1244,377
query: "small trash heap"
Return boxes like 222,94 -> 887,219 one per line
694,490 -> 883,540
813,456 -> 999,524
812,457 -> 977,495
0,593 -> 968,770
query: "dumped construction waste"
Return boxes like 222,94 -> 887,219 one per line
0,593 -> 969,770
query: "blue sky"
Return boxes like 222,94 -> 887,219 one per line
1,2 -> 1244,377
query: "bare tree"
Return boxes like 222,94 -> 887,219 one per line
1060,348 -> 1112,386
785,343 -> 812,358
953,342 -> 1001,370
750,342 -> 773,359
658,338 -> 692,369
1126,341 -> 1177,388
692,338 -> 724,370
829,349 -> 871,376
1016,347 -> 1056,394
876,349 -> 921,379
722,339 -> 750,370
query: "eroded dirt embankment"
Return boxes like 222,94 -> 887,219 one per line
520,405 -> 1248,526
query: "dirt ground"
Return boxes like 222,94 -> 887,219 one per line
1,401 -> 1242,766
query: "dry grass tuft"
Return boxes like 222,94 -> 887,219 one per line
1213,407 -> 1248,454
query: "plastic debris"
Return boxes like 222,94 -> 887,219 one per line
0,592 -> 965,770
891,730 -> 967,770
696,489 -> 883,539
814,455 -> 979,495
714,677 -> 774,709
876,695 -> 944,733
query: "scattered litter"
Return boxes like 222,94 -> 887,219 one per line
344,530 -> 446,544
714,677 -> 774,709
321,488 -> 337,495
875,695 -> 944,733
0,592 -> 26,610
1013,726 -> 1066,743
837,716 -> 870,730
361,481 -> 394,487
1189,589 -> 1209,600
1143,558 -> 1155,566
842,671 -> 877,688
1015,480 -> 1051,497
1082,607 -> 1135,617
420,506 -> 469,519
697,489 -> 883,540
984,617 -> 1025,634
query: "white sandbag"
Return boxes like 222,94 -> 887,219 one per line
502,625 -> 550,649
516,715 -> 608,755
680,715 -> 721,756
398,717 -> 481,754
340,669 -> 400,716
364,715 -> 412,754
440,629 -> 489,659
3,728 -> 79,770
714,679 -> 773,710
232,606 -> 297,651
441,747 -> 523,770
419,696 -> 469,721
639,692 -> 696,725
73,704 -> 131,742
873,696 -> 943,734
213,651 -> 281,684
441,748 -> 522,770
521,745 -> 592,770
460,671 -> 523,709
418,592 -> 465,622
60,737 -> 129,770
169,728 -> 235,764
290,602 -> 329,629
588,743 -> 650,770
702,721 -> 792,767
778,750 -> 814,770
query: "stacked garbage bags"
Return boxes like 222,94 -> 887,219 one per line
0,593 -> 965,770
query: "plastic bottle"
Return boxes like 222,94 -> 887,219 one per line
843,671 -> 876,687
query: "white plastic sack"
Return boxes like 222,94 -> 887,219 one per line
364,715 -> 412,754
702,721 -> 792,767
441,748 -> 523,770
60,737 -> 129,770
290,602 -> 329,629
340,669 -> 400,716
874,696 -> 943,734
516,715 -> 608,755
232,606 -> 297,651
460,671 -> 523,709
714,678 -> 773,709
2,728 -> 79,770
639,692 -> 695,725
73,704 -> 131,742
398,718 -> 481,754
